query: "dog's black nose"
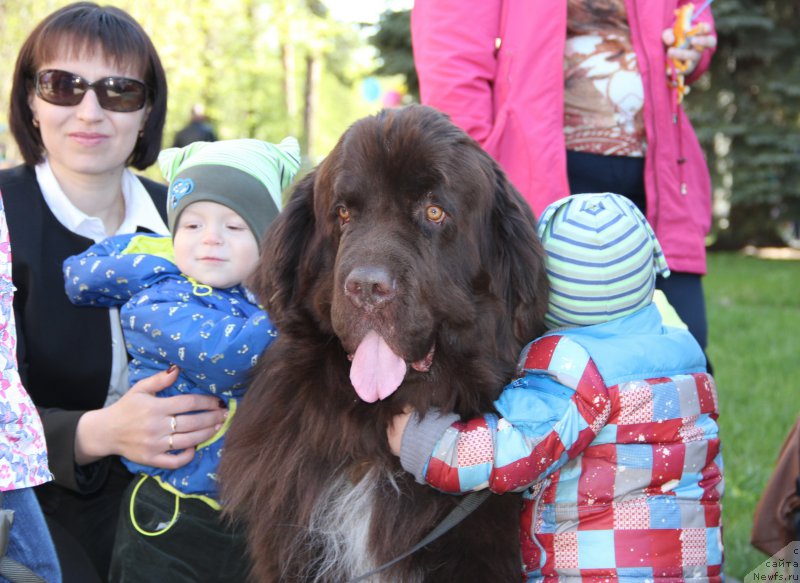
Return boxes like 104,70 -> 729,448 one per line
345,266 -> 396,309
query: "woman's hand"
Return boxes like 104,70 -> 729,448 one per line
75,366 -> 227,468
387,410 -> 413,457
662,22 -> 717,77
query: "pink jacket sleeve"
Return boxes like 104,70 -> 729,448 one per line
411,0 -> 502,145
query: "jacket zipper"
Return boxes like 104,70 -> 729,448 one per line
676,108 -> 687,197
530,478 -> 549,572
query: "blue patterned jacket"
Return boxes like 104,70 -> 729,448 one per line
63,233 -> 276,501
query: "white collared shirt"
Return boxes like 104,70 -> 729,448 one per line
36,159 -> 169,406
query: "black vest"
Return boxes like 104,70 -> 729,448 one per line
0,165 -> 168,410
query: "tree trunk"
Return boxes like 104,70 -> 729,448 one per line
303,53 -> 322,161
281,42 -> 298,125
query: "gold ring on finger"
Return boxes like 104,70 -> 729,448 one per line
170,415 -> 177,433
168,433 -> 174,450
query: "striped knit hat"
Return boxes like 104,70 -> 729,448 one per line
159,137 -> 301,243
537,193 -> 670,329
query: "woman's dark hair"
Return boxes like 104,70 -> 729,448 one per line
8,2 -> 168,170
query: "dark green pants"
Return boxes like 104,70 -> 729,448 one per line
109,475 -> 251,583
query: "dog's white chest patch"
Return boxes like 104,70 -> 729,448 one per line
307,469 -> 425,582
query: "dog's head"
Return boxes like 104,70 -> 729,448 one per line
251,105 -> 548,410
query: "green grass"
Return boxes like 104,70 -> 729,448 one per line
704,252 -> 800,578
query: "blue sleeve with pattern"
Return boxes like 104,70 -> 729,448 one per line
122,284 -> 276,392
63,234 -> 177,307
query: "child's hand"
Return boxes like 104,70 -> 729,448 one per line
662,22 -> 716,77
388,409 -> 413,456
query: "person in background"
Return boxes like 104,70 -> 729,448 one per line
63,137 -> 300,583
0,191 -> 60,583
0,3 -> 226,581
172,103 -> 217,148
411,0 -> 718,366
389,192 -> 724,580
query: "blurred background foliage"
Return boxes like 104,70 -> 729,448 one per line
1,0 -> 798,246
687,0 -> 800,250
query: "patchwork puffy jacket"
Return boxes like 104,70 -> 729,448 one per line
402,305 -> 724,580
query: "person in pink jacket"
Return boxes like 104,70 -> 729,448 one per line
412,0 -> 717,361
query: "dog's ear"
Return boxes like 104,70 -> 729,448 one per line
486,163 -> 550,345
249,170 -> 320,324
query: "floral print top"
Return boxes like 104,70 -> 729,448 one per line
0,192 -> 52,491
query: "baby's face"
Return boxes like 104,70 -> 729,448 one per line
173,200 -> 259,289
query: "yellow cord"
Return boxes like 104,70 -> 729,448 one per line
129,474 -> 180,537
196,398 -> 237,450
185,276 -> 213,296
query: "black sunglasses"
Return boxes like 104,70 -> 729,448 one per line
34,69 -> 148,113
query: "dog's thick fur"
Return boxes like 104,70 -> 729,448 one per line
220,105 -> 549,582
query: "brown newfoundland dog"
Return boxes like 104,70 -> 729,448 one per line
220,105 -> 549,582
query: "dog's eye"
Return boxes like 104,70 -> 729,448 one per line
337,206 -> 351,224
425,204 -> 446,224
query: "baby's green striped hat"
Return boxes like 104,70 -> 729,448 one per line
159,137 -> 300,243
537,192 -> 670,329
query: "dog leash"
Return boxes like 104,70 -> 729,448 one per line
347,489 -> 491,583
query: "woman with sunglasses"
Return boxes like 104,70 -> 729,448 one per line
0,4 -> 227,582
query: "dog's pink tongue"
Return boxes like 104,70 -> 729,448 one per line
350,330 -> 407,403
